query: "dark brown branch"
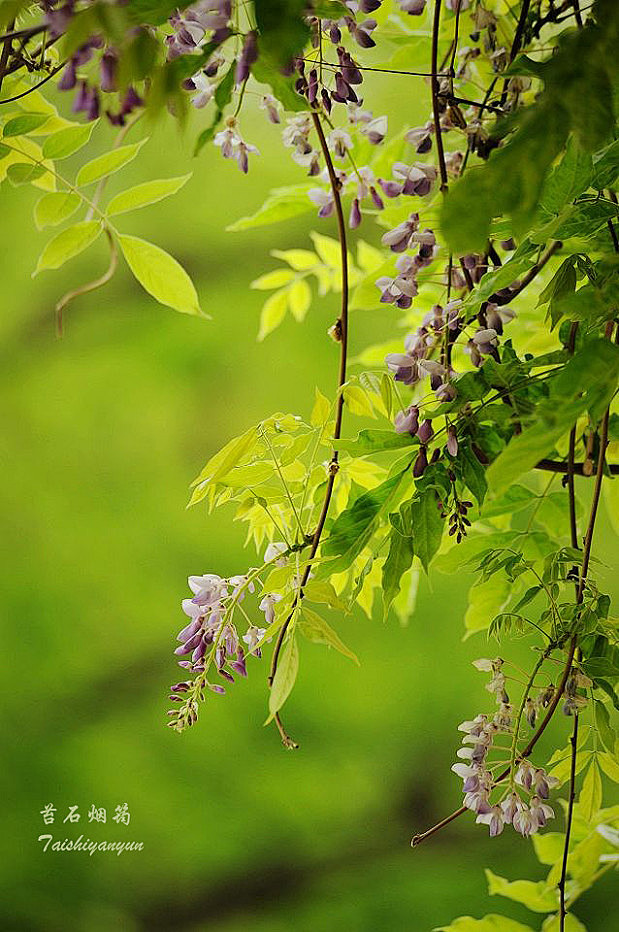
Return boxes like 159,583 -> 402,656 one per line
535,459 -> 619,477
490,241 -> 562,305
559,711 -> 579,928
0,61 -> 65,104
431,0 -> 449,193
267,109 -> 350,749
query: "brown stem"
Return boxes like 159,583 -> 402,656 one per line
499,0 -> 532,107
535,459 -> 619,477
0,18 -> 14,94
490,241 -> 562,305
559,711 -> 579,929
266,109 -> 350,748
431,0 -> 449,193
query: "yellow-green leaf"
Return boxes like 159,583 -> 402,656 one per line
42,121 -> 96,160
268,635 -> 299,714
251,269 -> 295,290
118,234 -> 202,316
299,607 -> 358,664
257,289 -> 288,341
34,191 -> 80,229
579,761 -> 603,821
288,278 -> 311,322
76,139 -> 146,186
34,221 -> 101,275
106,175 -> 191,216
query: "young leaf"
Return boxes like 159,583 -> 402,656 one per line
118,234 -> 202,316
409,491 -> 444,574
227,188 -> 314,231
3,112 -> 49,137
484,869 -> 558,913
299,607 -> 358,664
257,289 -> 289,341
76,140 -> 146,187
34,191 -> 80,229
382,506 -> 415,619
106,174 -> 191,216
268,635 -> 299,714
34,220 -> 102,275
42,121 -> 97,160
322,466 -> 410,574
579,761 -> 603,822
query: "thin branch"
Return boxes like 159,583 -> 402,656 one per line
55,230 -> 118,337
535,459 -> 619,477
267,108 -> 350,749
490,241 -> 562,305
559,709 -> 579,928
431,0 -> 449,193
0,61 -> 65,104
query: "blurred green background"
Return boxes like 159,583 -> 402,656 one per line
1,69 -> 617,932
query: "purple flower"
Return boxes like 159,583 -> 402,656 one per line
381,213 -> 420,252
476,805 -> 505,837
236,31 -> 258,85
394,405 -> 419,435
362,115 -> 387,145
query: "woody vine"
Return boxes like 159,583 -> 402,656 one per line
1,1 -> 618,929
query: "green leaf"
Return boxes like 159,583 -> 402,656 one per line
3,112 -> 49,136
252,55 -> 307,113
76,140 -> 146,186
540,139 -> 593,216
554,200 -> 618,240
106,174 -> 190,216
409,490 -> 444,574
594,701 -> 617,755
382,505 -> 415,619
299,607 -> 358,664
532,833 -> 565,866
34,191 -> 80,229
592,139 -> 619,190
485,869 -> 558,913
227,188 -> 314,232
189,426 -> 259,504
597,752 -> 619,782
464,575 -> 510,638
268,634 -> 299,714
34,220 -> 101,275
436,916 -> 534,932
118,234 -> 202,316
579,761 -> 603,821
257,289 -> 289,341
254,0 -> 310,67
541,915 -> 587,932
42,121 -> 96,160
460,442 -> 488,507
322,467 -> 410,574
7,162 -> 45,185
334,429 -> 419,456
487,340 -> 619,493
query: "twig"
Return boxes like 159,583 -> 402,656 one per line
431,0 -> 449,193
0,61 -> 65,104
490,241 -> 562,305
535,459 -> 619,477
559,713 -> 579,929
267,109 -> 350,748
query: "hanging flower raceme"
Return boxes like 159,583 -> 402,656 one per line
451,659 -> 559,838
214,117 -> 259,173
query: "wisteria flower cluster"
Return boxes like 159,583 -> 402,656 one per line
452,658 -> 558,838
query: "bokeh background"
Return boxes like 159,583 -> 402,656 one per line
1,64 -> 617,932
